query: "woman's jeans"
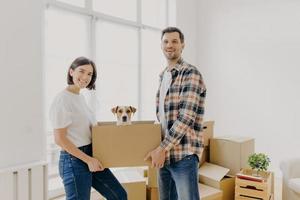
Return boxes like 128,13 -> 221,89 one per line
59,144 -> 127,200
158,154 -> 200,200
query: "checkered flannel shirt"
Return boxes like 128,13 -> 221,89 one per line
156,58 -> 206,165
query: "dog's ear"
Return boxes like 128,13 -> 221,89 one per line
111,106 -> 119,114
130,106 -> 137,113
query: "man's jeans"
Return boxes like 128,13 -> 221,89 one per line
158,154 -> 200,200
59,144 -> 127,200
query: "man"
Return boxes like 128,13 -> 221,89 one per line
145,27 -> 206,200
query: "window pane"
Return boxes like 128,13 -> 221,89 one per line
141,29 -> 165,120
95,21 -> 138,121
93,0 -> 137,21
142,0 -> 167,28
56,0 -> 85,7
45,7 -> 90,175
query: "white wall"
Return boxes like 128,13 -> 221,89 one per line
195,0 -> 300,175
0,0 -> 44,169
175,0 -> 199,66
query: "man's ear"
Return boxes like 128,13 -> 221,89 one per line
111,106 -> 119,114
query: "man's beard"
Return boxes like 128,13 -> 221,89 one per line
164,52 -> 179,61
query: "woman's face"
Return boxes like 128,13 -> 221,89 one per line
69,64 -> 93,89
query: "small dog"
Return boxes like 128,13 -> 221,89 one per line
111,106 -> 137,125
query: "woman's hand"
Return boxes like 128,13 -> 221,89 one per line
86,157 -> 104,172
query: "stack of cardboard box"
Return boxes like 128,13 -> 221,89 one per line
145,167 -> 159,200
91,120 -> 255,200
200,121 -> 255,200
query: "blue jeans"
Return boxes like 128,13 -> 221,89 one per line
158,154 -> 200,200
59,144 -> 127,200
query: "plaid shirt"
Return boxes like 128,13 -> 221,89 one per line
156,58 -> 206,165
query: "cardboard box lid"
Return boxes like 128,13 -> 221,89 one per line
213,135 -> 254,143
199,162 -> 229,182
111,168 -> 147,184
97,120 -> 155,126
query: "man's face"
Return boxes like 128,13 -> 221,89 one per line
161,32 -> 185,61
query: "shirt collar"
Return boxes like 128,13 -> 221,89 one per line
167,58 -> 184,72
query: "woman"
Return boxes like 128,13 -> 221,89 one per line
49,57 -> 127,200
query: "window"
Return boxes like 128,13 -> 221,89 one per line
95,21 -> 139,121
142,0 -> 167,28
45,7 -> 90,178
141,29 -> 165,120
56,0 -> 85,7
93,0 -> 137,21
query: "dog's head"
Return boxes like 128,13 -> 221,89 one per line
111,106 -> 137,125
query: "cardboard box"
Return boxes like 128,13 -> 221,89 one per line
210,136 -> 255,175
199,162 -> 235,200
199,183 -> 223,200
202,121 -> 214,146
93,168 -> 147,200
146,187 -> 158,200
92,121 -> 161,168
112,168 -> 147,200
147,167 -> 158,188
200,146 -> 210,166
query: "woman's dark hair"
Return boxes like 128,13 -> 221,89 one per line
67,57 -> 97,90
161,27 -> 185,43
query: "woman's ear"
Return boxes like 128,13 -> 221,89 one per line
69,69 -> 74,77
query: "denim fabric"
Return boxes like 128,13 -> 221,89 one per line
59,144 -> 127,200
158,154 -> 200,200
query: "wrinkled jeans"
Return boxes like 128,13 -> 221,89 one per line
158,154 -> 200,200
59,144 -> 127,200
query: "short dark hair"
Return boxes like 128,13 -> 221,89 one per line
161,27 -> 185,43
67,57 -> 97,90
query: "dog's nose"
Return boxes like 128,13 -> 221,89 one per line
122,116 -> 127,122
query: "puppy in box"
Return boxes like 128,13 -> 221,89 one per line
111,106 -> 136,125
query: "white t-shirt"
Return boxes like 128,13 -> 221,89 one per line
49,90 -> 96,147
159,70 -> 172,134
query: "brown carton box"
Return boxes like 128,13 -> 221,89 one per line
113,168 -> 147,200
92,121 -> 161,168
147,167 -> 158,188
199,162 -> 235,200
210,136 -> 255,175
93,168 -> 147,200
202,121 -> 214,146
146,186 -> 158,200
200,146 -> 210,166
199,183 -> 223,200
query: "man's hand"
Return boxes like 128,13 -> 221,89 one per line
144,146 -> 166,168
